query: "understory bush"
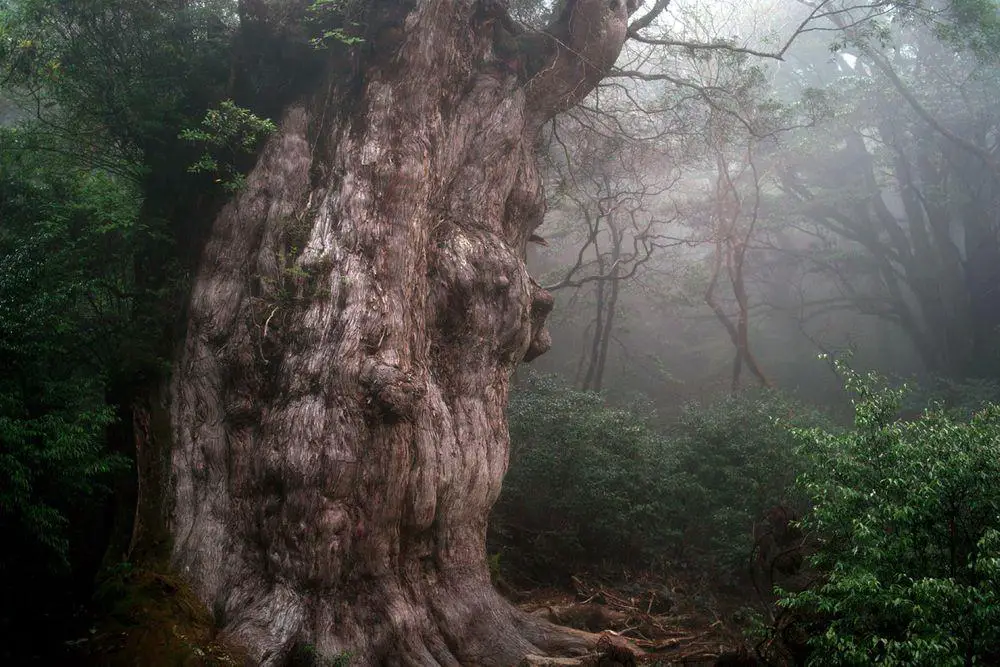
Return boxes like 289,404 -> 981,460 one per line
492,373 -> 817,581
902,375 -> 1000,419
493,373 -> 678,579
777,362 -> 1000,665
0,129 -> 147,659
667,391 -> 823,572
0,138 -> 138,573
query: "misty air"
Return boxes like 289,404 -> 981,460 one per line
2,0 -> 1000,665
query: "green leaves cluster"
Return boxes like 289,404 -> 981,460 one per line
307,0 -> 365,49
0,130 -> 148,572
494,373 -> 678,577
779,361 -> 1000,665
492,373 -> 813,580
933,0 -> 1000,59
667,391 -> 820,572
180,100 -> 277,191
0,0 -> 236,173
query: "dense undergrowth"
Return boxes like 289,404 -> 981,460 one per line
491,372 -> 820,582
493,369 -> 1000,665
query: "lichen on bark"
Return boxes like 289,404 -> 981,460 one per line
168,0 -> 639,663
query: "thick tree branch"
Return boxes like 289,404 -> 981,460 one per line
627,0 -> 670,35
524,0 -> 641,122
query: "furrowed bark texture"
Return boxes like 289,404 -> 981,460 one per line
170,0 -> 633,664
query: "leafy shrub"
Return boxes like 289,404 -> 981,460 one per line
492,373 -> 819,582
902,375 -> 1000,419
778,362 -> 1000,665
180,100 -> 277,191
667,391 -> 823,572
493,373 -> 679,579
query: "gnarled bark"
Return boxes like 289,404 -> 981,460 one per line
169,0 -> 636,664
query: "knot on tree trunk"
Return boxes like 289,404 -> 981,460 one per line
360,360 -> 426,419
524,280 -> 554,362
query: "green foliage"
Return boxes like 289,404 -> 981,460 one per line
0,127 -> 159,572
0,372 -> 117,564
307,0 -> 365,49
495,373 -> 678,578
180,100 -> 277,191
0,3 -> 228,648
778,361 -> 1000,665
0,0 -> 236,172
311,27 -> 364,48
667,391 -> 822,572
0,0 -> 307,654
933,0 -> 1000,59
488,552 -> 503,584
329,650 -> 353,667
290,643 -> 353,667
0,2 -> 276,614
0,0 -> 271,586
903,375 -> 1000,419
493,374 -> 817,581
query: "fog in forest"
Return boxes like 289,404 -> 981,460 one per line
522,0 -> 1000,415
4,0 -> 1000,664
495,3 -> 1000,661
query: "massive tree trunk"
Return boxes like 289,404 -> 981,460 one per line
168,0 -> 636,664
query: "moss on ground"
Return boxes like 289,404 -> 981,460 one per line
85,567 -> 247,667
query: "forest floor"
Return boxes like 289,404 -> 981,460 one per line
504,568 -> 766,665
27,566 -> 766,666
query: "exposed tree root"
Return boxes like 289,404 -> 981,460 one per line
209,564 -> 605,666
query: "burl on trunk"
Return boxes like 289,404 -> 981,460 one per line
169,0 -> 637,663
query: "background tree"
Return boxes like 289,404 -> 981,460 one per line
538,123 -> 678,391
0,124 -> 156,659
761,3 -> 1000,380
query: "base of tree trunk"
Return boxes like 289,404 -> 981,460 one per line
211,558 -> 596,664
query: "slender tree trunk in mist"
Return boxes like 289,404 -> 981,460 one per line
580,221 -> 623,392
165,0 -> 638,664
593,267 -> 620,391
583,250 -> 621,392
581,267 -> 606,390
